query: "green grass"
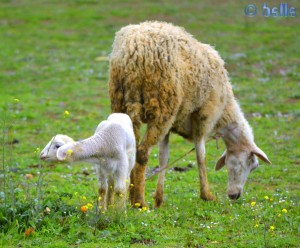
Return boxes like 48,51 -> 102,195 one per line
0,0 -> 299,247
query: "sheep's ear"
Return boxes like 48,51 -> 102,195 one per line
57,147 -> 67,161
215,150 -> 227,171
252,145 -> 271,164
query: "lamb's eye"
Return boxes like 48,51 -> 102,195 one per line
55,144 -> 61,149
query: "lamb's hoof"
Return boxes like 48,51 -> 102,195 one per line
200,192 -> 215,201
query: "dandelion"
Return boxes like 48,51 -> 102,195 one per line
98,196 -> 102,201
134,203 -> 141,208
64,110 -> 70,118
110,185 -> 113,189
130,184 -> 134,187
142,206 -> 148,211
269,226 -> 275,232
277,213 -> 282,218
86,203 -> 93,209
34,147 -> 40,154
270,198 -> 273,202
80,205 -> 88,213
82,196 -> 87,200
99,206 -> 102,209
251,201 -> 256,207
14,98 -> 20,103
119,193 -> 124,197
264,196 -> 269,200
282,208 -> 287,214
67,149 -> 73,156
254,224 -> 259,228
125,179 -> 129,183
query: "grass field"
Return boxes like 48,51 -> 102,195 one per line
0,0 -> 299,247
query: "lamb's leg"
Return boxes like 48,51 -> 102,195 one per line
107,176 -> 114,207
153,133 -> 170,208
96,164 -> 108,211
114,177 -> 127,210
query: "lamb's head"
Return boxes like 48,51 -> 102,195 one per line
40,135 -> 74,161
215,146 -> 271,200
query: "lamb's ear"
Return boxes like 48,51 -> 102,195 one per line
57,147 -> 67,161
215,150 -> 227,171
252,145 -> 271,164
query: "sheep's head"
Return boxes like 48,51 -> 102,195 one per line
215,145 -> 271,200
40,135 -> 74,161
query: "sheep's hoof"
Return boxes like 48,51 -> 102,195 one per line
154,198 -> 164,208
153,192 -> 164,208
200,192 -> 215,201
132,200 -> 147,208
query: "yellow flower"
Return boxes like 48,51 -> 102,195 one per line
264,196 -> 269,200
254,224 -> 259,228
251,201 -> 256,207
64,110 -> 70,118
282,209 -> 287,213
270,198 -> 273,202
82,196 -> 86,200
130,184 -> 134,187
99,206 -> 102,209
125,179 -> 129,183
98,196 -> 102,201
67,149 -> 73,156
134,203 -> 141,208
119,193 -> 124,197
269,226 -> 275,231
277,213 -> 282,218
142,206 -> 148,211
110,185 -> 113,189
14,98 -> 20,103
86,203 -> 93,209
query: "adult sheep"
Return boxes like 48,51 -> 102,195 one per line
109,21 -> 271,208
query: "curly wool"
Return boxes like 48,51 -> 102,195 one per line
109,21 -> 234,141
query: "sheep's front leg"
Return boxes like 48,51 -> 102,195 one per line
194,138 -> 215,201
153,133 -> 170,208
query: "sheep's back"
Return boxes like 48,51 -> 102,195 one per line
109,21 -> 231,132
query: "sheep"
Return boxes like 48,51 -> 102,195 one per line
40,113 -> 136,210
108,21 -> 271,208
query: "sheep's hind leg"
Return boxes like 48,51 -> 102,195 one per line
153,133 -> 170,208
134,119 -> 174,208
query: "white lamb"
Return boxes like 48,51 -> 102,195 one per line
40,113 -> 136,210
